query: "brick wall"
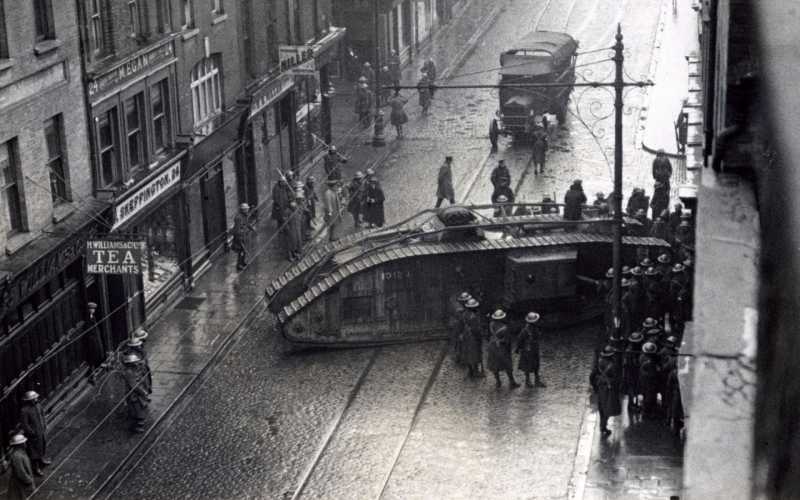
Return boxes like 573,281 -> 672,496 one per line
0,0 -> 91,256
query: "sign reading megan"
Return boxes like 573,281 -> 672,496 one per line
113,163 -> 180,230
86,240 -> 145,274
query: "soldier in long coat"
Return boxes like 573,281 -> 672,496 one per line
346,172 -> 365,228
622,332 -> 644,412
449,292 -> 471,363
232,203 -> 256,271
638,342 -> 660,419
379,66 -> 392,104
665,356 -> 684,434
387,91 -> 409,138
563,180 -> 587,221
652,149 -> 673,189
626,188 -> 648,217
532,126 -> 548,174
460,299 -> 484,377
324,146 -> 347,183
127,331 -> 152,398
272,177 -> 294,230
487,310 -> 520,388
7,434 -> 35,500
323,182 -> 344,242
668,202 -> 683,233
304,176 -> 319,227
358,85 -> 375,127
19,391 -> 49,475
122,354 -> 148,432
285,196 -> 306,262
436,156 -> 455,207
362,177 -> 385,228
517,312 -> 546,388
590,346 -> 622,436
650,181 -> 670,220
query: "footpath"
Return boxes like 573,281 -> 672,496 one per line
0,0 -> 691,496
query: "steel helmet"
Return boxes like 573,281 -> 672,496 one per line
525,312 -> 540,323
123,353 -> 141,364
458,292 -> 471,302
23,391 -> 39,401
10,434 -> 27,446
491,310 -> 506,320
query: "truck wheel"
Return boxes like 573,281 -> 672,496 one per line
489,119 -> 499,147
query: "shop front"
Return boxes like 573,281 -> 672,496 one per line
0,212 -> 108,454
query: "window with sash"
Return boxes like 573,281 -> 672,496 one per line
33,0 -> 56,41
191,56 -> 223,133
1,139 -> 24,234
44,115 -> 70,205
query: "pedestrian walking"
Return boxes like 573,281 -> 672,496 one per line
388,50 -> 402,87
422,59 -> 437,98
346,172 -> 366,228
652,149 -> 673,189
7,434 -> 35,500
86,301 -> 106,385
532,125 -> 548,174
324,146 -> 348,183
622,331 -> 644,412
590,345 -> 622,436
272,175 -> 294,231
418,72 -> 431,115
490,159 -> 511,191
323,181 -> 344,242
460,299 -> 484,377
487,310 -> 520,388
387,90 -> 409,138
564,179 -> 587,221
436,156 -> 456,207
650,181 -> 669,220
516,312 -> 546,388
19,391 -> 50,476
127,331 -> 153,399
363,176 -> 385,228
122,353 -> 148,432
232,203 -> 256,271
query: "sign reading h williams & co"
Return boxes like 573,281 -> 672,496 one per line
113,163 -> 180,230
86,240 -> 145,275
279,45 -> 316,75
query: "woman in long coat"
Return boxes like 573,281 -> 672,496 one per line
590,346 -> 622,435
387,91 -> 409,137
362,178 -> 385,228
459,299 -> 483,377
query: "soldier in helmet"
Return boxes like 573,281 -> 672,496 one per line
303,175 -> 319,229
346,171 -> 366,228
490,159 -> 511,192
285,192 -> 306,261
122,353 -> 149,433
590,345 -> 622,436
128,330 -> 153,399
487,310 -> 520,388
324,146 -> 347,183
19,390 -> 50,475
460,299 -> 484,378
7,433 -> 35,498
272,174 -> 294,232
622,332 -> 644,412
449,291 -> 472,362
516,312 -> 546,388
638,341 -> 660,419
232,202 -> 256,271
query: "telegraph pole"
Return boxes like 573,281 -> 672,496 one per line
372,0 -> 386,147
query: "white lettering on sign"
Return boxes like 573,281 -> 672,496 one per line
113,163 -> 180,230
279,45 -> 316,75
250,74 -> 294,117
86,240 -> 145,274
382,271 -> 411,280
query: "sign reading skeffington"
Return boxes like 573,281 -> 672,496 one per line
86,240 -> 145,274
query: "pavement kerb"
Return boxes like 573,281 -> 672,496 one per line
634,0 -> 669,151
568,403 -> 598,500
91,293 -> 269,499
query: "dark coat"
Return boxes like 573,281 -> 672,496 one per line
423,60 -> 437,82
361,66 -> 376,88
7,446 -> 35,500
379,68 -> 392,99
128,344 -> 153,394
417,76 -> 431,107
324,153 -> 346,182
87,316 -> 105,367
626,193 -> 648,217
123,364 -> 149,420
272,181 -> 293,221
590,356 -> 622,417
285,205 -> 305,255
304,182 -> 319,219
564,185 -> 587,220
490,165 -> 511,189
650,186 -> 670,220
437,162 -> 455,200
652,156 -> 673,186
532,129 -> 548,165
622,345 -> 642,396
491,186 -> 514,205
668,210 -> 682,233
20,403 -> 46,460
388,54 -> 402,85
346,178 -> 365,214
516,325 -> 541,373
388,95 -> 409,126
362,182 -> 385,226
232,210 -> 255,252
487,321 -> 514,373
460,311 -> 483,366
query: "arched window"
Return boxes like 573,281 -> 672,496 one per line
190,55 -> 222,133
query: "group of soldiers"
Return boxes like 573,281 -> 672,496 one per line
6,391 -> 49,499
120,328 -> 153,433
269,169 -> 320,261
448,292 -> 546,389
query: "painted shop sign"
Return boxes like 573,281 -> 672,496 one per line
279,45 -> 316,76
113,163 -> 180,230
88,41 -> 174,99
86,240 -> 144,274
250,73 -> 294,117
0,236 -> 86,315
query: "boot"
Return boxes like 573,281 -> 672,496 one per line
534,374 -> 547,388
525,374 -> 534,388
40,458 -> 51,467
494,372 -> 502,388
33,465 -> 43,477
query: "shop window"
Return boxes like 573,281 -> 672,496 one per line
0,1 -> 9,58
191,55 -> 223,133
88,0 -> 105,55
96,107 -> 123,188
1,139 -> 24,234
45,114 -> 70,205
125,92 -> 148,172
33,0 -> 55,41
151,79 -> 172,153
139,197 -> 180,301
